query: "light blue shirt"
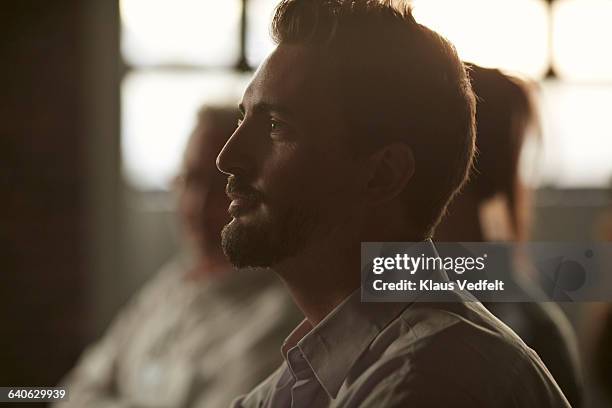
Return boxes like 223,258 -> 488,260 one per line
232,243 -> 570,407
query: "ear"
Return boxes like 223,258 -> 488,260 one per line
364,142 -> 415,206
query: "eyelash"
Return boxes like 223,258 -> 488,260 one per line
270,118 -> 282,131
236,115 -> 289,139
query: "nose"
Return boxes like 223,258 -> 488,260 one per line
216,125 -> 249,178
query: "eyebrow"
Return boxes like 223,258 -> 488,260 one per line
239,101 -> 295,120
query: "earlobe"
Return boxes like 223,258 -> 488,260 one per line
364,142 -> 415,206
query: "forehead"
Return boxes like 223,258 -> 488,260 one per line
242,44 -> 340,125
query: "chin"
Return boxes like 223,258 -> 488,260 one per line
221,219 -> 272,268
221,203 -> 323,269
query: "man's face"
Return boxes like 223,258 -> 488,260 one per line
216,44 -> 364,268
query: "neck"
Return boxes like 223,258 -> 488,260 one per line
273,211 -> 420,325
275,237 -> 361,326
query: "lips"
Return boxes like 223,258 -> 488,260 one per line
227,193 -> 259,217
225,176 -> 261,217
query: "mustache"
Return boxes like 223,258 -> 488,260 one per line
225,176 -> 263,201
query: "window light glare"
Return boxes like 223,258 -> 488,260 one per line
552,0 -> 612,82
411,0 -> 549,79
120,0 -> 241,66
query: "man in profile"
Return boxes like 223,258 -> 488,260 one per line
217,0 -> 570,407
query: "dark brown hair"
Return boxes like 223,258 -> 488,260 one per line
466,64 -> 537,239
271,0 -> 476,238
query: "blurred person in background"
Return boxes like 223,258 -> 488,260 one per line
593,179 -> 612,404
54,106 -> 300,408
595,306 -> 612,405
594,178 -> 612,242
435,64 -> 583,406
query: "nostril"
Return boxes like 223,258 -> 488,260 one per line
216,150 -> 243,178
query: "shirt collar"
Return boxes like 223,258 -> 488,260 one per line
280,239 -> 444,399
301,293 -> 409,398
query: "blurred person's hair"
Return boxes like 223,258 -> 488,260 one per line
175,105 -> 238,188
465,64 -> 538,240
194,105 -> 239,143
271,0 -> 476,239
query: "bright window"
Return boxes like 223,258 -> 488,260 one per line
411,0 -> 549,80
536,82 -> 612,187
121,71 -> 249,190
120,0 -> 242,67
246,0 -> 278,68
552,0 -> 612,82
119,0 -> 612,190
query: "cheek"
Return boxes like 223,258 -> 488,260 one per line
261,145 -> 321,194
259,145 -> 360,212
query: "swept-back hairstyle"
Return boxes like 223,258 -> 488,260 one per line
271,0 -> 476,238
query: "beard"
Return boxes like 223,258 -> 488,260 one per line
221,200 -> 323,269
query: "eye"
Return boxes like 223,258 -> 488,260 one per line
270,118 -> 282,131
269,117 -> 290,134
268,118 -> 291,140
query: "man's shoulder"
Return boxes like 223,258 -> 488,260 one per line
340,299 -> 570,407
397,299 -> 529,355
370,299 -> 533,376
